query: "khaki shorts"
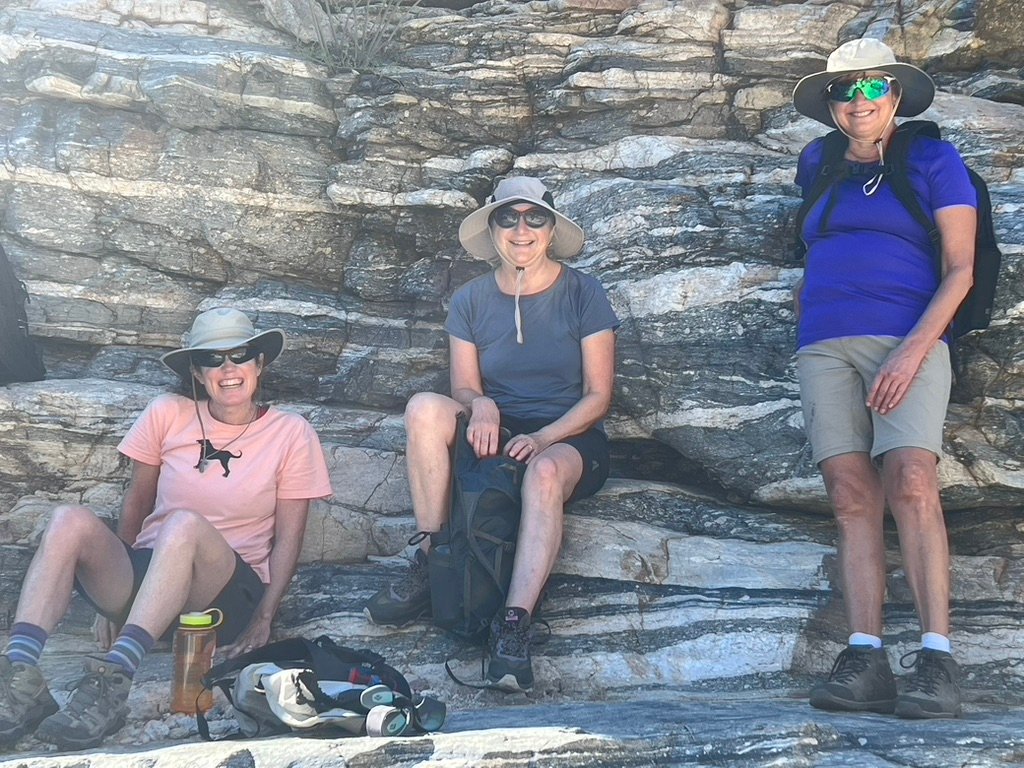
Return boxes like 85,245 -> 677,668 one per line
797,335 -> 951,465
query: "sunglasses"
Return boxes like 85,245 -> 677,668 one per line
823,75 -> 896,102
490,205 -> 555,230
191,347 -> 259,368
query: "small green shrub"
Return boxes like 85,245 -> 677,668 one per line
307,0 -> 419,73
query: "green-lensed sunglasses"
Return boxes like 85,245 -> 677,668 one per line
823,75 -> 896,103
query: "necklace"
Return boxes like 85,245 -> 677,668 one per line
195,402 -> 261,474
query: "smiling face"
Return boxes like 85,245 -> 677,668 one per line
827,70 -> 902,142
191,347 -> 263,414
489,203 -> 555,270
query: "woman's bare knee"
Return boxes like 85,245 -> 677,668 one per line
405,392 -> 459,432
41,505 -> 107,549
405,393 -> 462,456
522,455 -> 574,510
151,510 -> 208,549
885,456 -> 941,518
524,455 -> 561,489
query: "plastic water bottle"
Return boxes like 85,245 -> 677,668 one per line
171,609 -> 221,714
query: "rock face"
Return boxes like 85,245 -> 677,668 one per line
1,0 -> 1023,758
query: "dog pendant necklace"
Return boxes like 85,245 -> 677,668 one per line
197,403 -> 258,474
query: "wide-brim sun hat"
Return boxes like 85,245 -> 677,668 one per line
793,38 -> 935,128
458,176 -> 585,262
161,307 -> 285,378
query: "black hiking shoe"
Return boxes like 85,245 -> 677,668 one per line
0,656 -> 59,744
809,645 -> 897,714
895,649 -> 962,719
486,607 -> 533,692
364,548 -> 431,627
35,657 -> 131,750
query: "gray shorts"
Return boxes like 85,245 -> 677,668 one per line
796,335 -> 951,465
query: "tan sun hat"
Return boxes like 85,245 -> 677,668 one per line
792,38 -> 935,128
458,176 -> 585,262
160,307 -> 285,378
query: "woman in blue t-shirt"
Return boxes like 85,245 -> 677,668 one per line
791,39 -> 976,719
364,176 -> 620,692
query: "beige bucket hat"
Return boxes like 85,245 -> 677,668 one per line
161,307 -> 285,378
458,176 -> 585,262
793,38 -> 935,128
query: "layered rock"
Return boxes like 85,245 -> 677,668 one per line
1,0 -> 1023,756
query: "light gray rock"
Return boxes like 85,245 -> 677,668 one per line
1,0 -> 1023,761
7,696 -> 1022,767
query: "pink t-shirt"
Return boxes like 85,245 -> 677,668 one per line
118,394 -> 332,583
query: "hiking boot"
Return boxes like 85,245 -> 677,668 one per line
895,649 -> 962,719
364,548 -> 431,627
0,655 -> 59,745
809,645 -> 897,714
35,657 -> 132,750
486,607 -> 533,692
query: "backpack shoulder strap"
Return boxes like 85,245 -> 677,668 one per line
886,120 -> 942,257
793,130 -> 849,261
312,635 -> 413,698
203,637 -> 319,683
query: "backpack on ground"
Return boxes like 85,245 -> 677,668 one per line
197,635 -> 445,740
427,413 -> 525,644
792,119 -> 1002,340
0,243 -> 45,384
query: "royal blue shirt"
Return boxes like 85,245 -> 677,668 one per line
796,135 -> 976,349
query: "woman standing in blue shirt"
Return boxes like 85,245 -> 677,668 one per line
792,39 -> 976,719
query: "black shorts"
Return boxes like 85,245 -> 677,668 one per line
75,542 -> 266,644
501,415 -> 610,502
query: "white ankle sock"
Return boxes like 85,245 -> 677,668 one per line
848,632 -> 882,649
921,632 -> 951,653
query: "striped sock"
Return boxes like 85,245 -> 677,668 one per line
3,622 -> 48,666
104,624 -> 155,678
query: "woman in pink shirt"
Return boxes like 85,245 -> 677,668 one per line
0,308 -> 332,750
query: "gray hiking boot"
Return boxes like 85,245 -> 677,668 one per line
486,607 -> 533,692
809,645 -> 897,714
895,648 -> 962,719
35,657 -> 132,750
0,655 -> 59,744
363,548 -> 431,627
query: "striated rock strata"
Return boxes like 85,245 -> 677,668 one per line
1,0 -> 1023,757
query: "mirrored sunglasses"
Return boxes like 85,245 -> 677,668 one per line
490,204 -> 555,230
824,75 -> 896,103
191,347 -> 258,368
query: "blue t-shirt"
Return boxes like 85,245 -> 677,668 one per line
796,135 -> 976,349
446,265 -> 620,423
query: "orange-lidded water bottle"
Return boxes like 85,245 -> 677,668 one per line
171,609 -> 222,714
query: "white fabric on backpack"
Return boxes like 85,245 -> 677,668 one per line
260,668 -> 367,734
230,662 -> 290,737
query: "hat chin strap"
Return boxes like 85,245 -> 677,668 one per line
831,91 -> 905,152
828,92 -> 902,195
489,229 -> 529,345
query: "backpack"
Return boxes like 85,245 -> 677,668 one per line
197,635 -> 444,739
0,243 -> 46,384
793,119 -> 1002,340
427,413 -> 525,644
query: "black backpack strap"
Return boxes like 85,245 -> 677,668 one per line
202,637 -> 321,688
292,669 -> 366,713
885,120 -> 943,263
198,638 -> 323,742
197,666 -> 283,742
793,130 -> 850,262
312,636 -> 413,698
